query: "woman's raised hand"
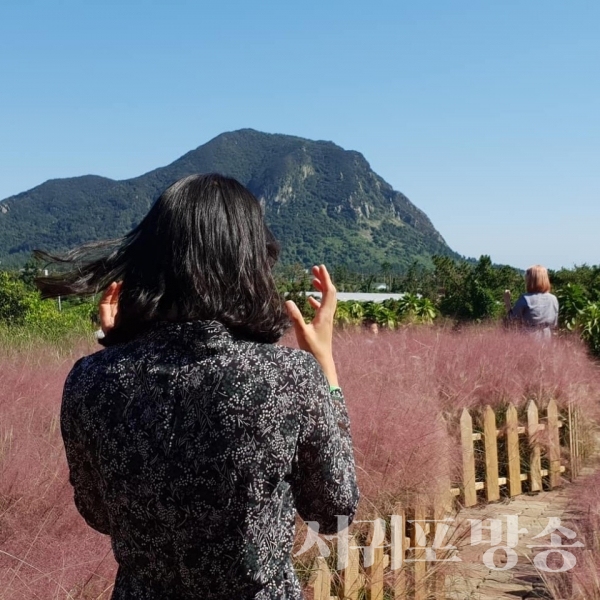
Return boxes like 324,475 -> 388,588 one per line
99,281 -> 122,334
285,265 -> 339,387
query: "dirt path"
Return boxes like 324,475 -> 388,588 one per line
444,466 -> 595,600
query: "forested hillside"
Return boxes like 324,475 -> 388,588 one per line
0,129 -> 458,270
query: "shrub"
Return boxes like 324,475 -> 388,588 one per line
577,302 -> 600,357
0,269 -> 96,344
556,282 -> 589,330
0,271 -> 34,324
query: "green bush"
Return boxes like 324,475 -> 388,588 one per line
433,255 -> 523,321
576,302 -> 600,357
0,270 -> 95,345
0,271 -> 35,324
556,283 -> 589,330
334,297 -> 437,329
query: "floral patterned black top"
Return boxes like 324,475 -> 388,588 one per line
61,320 -> 359,599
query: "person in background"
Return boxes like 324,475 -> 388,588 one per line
35,173 -> 359,600
504,264 -> 559,340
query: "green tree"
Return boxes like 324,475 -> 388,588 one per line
380,261 -> 392,291
577,302 -> 600,356
435,255 -> 520,321
551,264 -> 600,302
18,257 -> 41,289
555,283 -> 588,330
332,265 -> 351,292
361,302 -> 397,329
0,271 -> 34,324
360,274 -> 376,293
395,294 -> 437,324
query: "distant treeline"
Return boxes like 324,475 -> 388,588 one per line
2,255 -> 600,355
279,256 -> 600,354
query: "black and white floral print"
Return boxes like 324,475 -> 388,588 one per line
61,320 -> 359,599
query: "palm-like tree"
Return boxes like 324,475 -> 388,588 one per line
363,302 -> 398,329
334,302 -> 354,327
397,294 -> 437,324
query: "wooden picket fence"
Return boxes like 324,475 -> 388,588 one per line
308,499 -> 450,600
306,399 -> 588,599
455,399 -> 585,507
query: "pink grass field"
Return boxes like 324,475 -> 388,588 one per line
332,325 -> 600,508
543,466 -> 600,599
2,325 -> 600,598
0,343 -> 116,600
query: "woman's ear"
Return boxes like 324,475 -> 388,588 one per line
99,281 -> 122,334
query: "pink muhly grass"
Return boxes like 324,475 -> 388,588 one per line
427,325 -> 600,415
322,324 -> 600,514
0,342 -> 116,599
542,467 -> 600,599
1,324 -> 599,597
331,329 -> 456,515
333,324 -> 600,415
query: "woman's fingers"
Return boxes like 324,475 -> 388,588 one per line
307,296 -> 321,310
99,293 -> 114,331
315,265 -> 336,316
285,300 -> 311,352
286,271 -> 337,383
285,300 -> 306,329
312,277 -> 323,291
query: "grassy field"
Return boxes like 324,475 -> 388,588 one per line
1,324 -> 600,598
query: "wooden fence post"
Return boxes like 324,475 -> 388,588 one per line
547,399 -> 561,488
365,519 -> 385,600
506,403 -> 522,497
390,506 -> 406,598
309,556 -> 331,600
527,400 -> 542,492
483,405 -> 500,502
460,408 -> 477,507
340,534 -> 361,600
412,503 -> 428,600
568,403 -> 576,480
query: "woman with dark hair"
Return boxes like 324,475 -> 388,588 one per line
36,173 -> 359,600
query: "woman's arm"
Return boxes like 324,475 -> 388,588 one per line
285,265 -> 358,532
505,292 -> 527,321
503,289 -> 512,313
510,294 -> 528,319
61,361 -> 111,535
290,355 -> 359,535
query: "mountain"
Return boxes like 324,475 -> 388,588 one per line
0,129 -> 458,270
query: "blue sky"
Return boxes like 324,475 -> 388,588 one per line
1,0 -> 598,270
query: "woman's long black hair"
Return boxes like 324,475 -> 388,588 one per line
34,173 -> 290,345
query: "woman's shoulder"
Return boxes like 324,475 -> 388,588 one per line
523,292 -> 557,300
535,292 -> 559,303
64,338 -> 149,393
247,341 -> 321,373
63,346 -> 120,390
